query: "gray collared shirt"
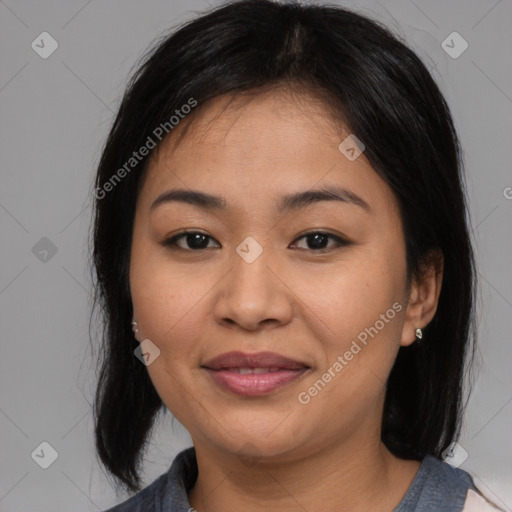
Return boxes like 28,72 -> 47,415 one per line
103,447 -> 478,511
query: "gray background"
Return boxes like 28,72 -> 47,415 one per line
0,0 -> 511,510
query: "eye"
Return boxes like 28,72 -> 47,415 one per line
162,231 -> 220,250
290,231 -> 350,252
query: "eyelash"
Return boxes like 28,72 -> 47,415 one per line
162,230 -> 351,253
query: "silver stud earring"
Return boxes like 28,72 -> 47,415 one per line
415,328 -> 423,341
131,320 -> 139,340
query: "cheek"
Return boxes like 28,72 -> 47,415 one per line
292,250 -> 405,405
296,254 -> 404,346
129,241 -> 214,377
130,258 -> 215,423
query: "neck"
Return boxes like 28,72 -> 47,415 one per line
188,435 -> 420,512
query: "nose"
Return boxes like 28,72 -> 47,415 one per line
212,241 -> 294,332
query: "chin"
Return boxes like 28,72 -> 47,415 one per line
201,419 -> 310,460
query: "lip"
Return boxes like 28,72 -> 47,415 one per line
202,351 -> 310,396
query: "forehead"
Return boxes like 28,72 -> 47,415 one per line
155,89 -> 345,159
138,89 -> 399,220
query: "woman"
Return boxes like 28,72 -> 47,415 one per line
91,1 -> 501,510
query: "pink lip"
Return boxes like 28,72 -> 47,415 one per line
202,351 -> 310,396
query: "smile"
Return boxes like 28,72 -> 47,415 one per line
201,351 -> 310,396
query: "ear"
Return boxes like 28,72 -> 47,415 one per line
401,248 -> 444,347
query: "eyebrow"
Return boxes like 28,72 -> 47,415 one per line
150,184 -> 372,215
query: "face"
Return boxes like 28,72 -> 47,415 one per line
129,89 -> 419,462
